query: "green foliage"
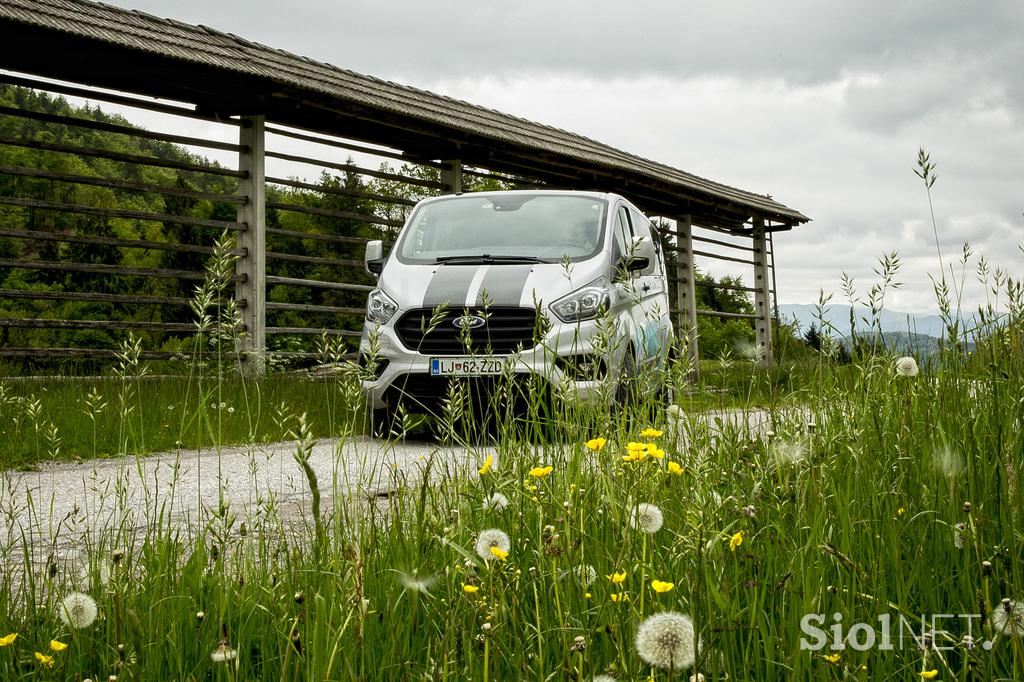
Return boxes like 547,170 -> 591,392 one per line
0,305 -> 1022,680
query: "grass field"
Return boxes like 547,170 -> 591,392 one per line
0,301 -> 1021,680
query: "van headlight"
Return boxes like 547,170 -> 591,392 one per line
550,286 -> 609,323
366,289 -> 398,324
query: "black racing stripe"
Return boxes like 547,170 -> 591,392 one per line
476,265 -> 532,306
422,266 -> 478,307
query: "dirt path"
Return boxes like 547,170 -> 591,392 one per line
0,408 -> 783,575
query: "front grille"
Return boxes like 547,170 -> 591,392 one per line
394,306 -> 540,355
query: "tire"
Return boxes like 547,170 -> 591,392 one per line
615,346 -> 640,408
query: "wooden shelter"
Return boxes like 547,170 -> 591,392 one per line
0,0 -> 810,375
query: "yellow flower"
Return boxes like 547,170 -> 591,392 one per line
822,653 -> 841,664
478,454 -> 493,476
607,571 -> 627,584
919,671 -> 938,679
729,530 -> 744,552
585,437 -> 607,451
646,444 -> 665,459
35,652 -> 54,667
621,452 -> 645,463
897,507 -> 906,516
584,592 -> 592,599
489,546 -> 508,561
49,639 -> 67,652
0,633 -> 16,646
610,592 -> 629,603
626,441 -> 648,453
462,583 -> 479,594
650,580 -> 674,593
667,461 -> 683,475
528,466 -> 553,478
640,428 -> 663,438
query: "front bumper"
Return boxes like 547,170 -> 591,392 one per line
359,316 -> 617,412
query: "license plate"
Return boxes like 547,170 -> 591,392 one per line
430,357 -> 509,376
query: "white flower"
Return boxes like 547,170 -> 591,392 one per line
635,611 -> 699,671
895,356 -> 919,377
991,599 -> 1024,637
59,592 -> 98,629
629,503 -> 664,534
474,528 -> 511,561
483,492 -> 509,512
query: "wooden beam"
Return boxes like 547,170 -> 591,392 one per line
751,215 -> 773,367
674,215 -> 699,382
236,115 -> 267,375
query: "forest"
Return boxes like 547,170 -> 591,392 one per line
0,84 -> 757,372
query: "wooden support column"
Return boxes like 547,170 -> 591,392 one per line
751,215 -> 773,367
441,158 -> 462,193
236,115 -> 266,375
674,215 -> 700,382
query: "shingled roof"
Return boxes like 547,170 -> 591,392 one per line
0,0 -> 809,230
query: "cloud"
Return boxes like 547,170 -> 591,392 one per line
85,1 -> 1024,311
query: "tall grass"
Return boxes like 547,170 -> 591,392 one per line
0,234 -> 1022,679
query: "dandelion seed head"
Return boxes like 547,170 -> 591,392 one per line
483,492 -> 509,511
895,356 -> 919,377
475,528 -> 511,561
629,503 -> 664,534
577,564 -> 597,586
635,611 -> 698,671
59,591 -> 98,629
771,440 -> 807,467
953,522 -> 966,549
397,570 -> 436,594
932,446 -> 964,479
991,599 -> 1024,637
210,639 -> 238,663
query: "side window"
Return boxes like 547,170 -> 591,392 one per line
611,206 -> 634,279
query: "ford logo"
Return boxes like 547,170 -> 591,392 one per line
453,315 -> 486,330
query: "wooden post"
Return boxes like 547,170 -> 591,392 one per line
674,215 -> 699,381
441,158 -> 462,193
236,115 -> 266,375
752,215 -> 773,367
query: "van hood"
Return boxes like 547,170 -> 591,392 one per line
381,259 -> 608,310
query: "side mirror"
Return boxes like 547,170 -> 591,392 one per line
365,240 -> 384,276
625,236 -> 656,273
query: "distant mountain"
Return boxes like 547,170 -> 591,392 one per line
838,331 -> 944,357
778,304 -> 964,339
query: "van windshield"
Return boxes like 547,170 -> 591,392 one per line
396,194 -> 607,264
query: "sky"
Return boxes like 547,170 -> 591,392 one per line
90,1 -> 1024,312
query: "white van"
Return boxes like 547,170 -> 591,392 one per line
358,190 -> 673,424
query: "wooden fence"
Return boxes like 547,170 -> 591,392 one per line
0,72 -> 779,376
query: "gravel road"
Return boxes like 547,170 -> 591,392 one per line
0,408 -> 782,576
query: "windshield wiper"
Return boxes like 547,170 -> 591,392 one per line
435,254 -> 550,264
